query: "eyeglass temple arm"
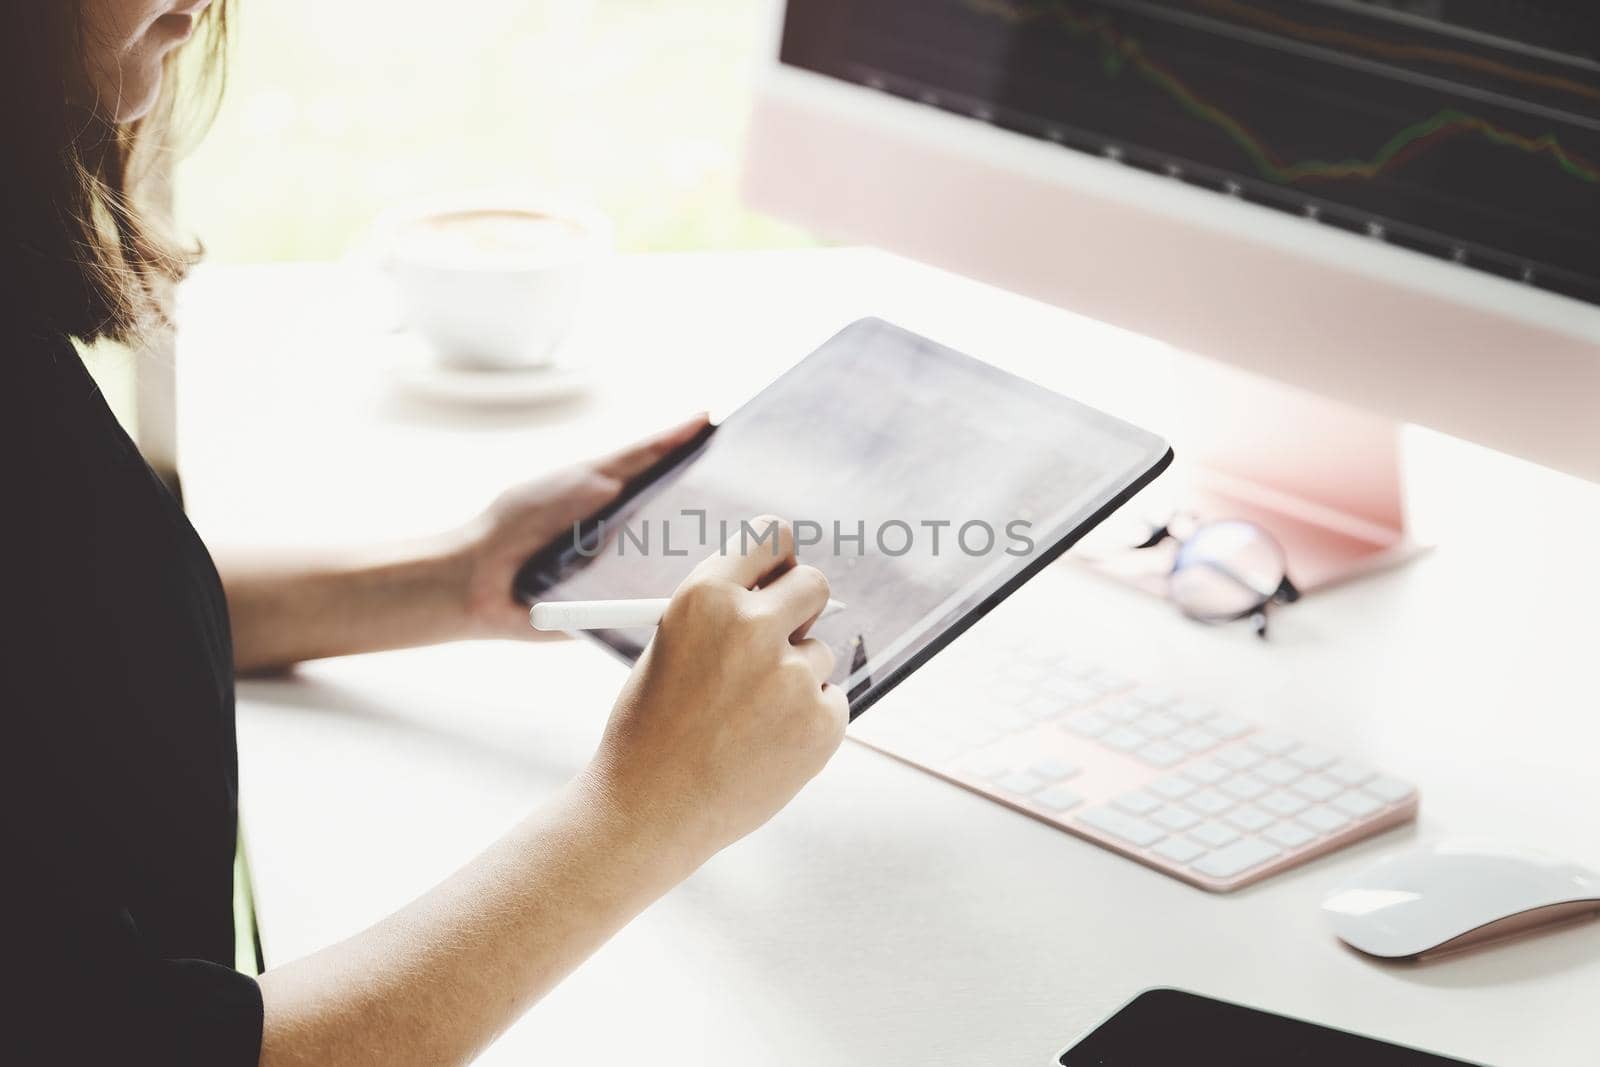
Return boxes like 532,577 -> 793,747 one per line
1132,525 -> 1173,550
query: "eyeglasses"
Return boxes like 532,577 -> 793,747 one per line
1134,515 -> 1301,638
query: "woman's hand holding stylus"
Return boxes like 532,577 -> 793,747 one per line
586,515 -> 849,873
258,517 -> 847,1067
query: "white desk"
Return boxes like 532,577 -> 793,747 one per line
178,249 -> 1600,1066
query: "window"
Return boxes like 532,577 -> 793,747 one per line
175,0 -> 814,260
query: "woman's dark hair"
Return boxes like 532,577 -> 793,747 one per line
1,4 -> 228,344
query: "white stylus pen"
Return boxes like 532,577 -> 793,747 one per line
530,597 -> 847,632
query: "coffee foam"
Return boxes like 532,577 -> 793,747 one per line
392,209 -> 593,269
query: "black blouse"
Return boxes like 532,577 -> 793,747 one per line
2,333 -> 263,1064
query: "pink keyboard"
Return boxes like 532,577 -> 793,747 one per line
851,635 -> 1418,892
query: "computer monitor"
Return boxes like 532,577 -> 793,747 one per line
743,0 -> 1600,588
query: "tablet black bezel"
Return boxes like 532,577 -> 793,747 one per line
841,436 -> 1170,720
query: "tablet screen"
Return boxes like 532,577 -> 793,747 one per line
520,318 -> 1170,716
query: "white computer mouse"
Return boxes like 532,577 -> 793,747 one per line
1323,842 -> 1600,960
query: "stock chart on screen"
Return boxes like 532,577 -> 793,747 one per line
780,0 -> 1600,304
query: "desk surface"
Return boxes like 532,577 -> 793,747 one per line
178,248 -> 1600,1066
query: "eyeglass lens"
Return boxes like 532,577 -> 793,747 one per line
1168,519 -> 1290,623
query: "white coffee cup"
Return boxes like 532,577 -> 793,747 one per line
380,195 -> 612,371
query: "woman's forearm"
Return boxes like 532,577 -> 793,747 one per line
257,771 -> 698,1067
217,417 -> 719,673
218,538 -> 475,673
255,518 -> 847,1066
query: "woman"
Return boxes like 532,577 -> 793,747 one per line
3,3 -> 848,1064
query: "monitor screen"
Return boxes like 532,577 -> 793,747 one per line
779,0 -> 1600,306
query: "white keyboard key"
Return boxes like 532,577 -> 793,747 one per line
1130,687 -> 1179,709
985,707 -> 1031,733
1184,789 -> 1233,816
1039,677 -> 1076,699
1188,822 -> 1241,849
1066,685 -> 1102,708
1078,675 -> 1118,697
1182,760 -> 1229,785
947,720 -> 1001,747
1259,790 -> 1310,818
1061,660 -> 1101,682
1045,679 -> 1098,706
1263,821 -> 1317,850
1135,741 -> 1186,768
1206,714 -> 1253,739
1364,776 -> 1416,804
1331,790 -> 1383,819
1298,806 -> 1352,834
1285,744 -> 1336,770
1078,806 -> 1167,848
1149,776 -> 1197,801
1089,669 -> 1136,693
994,770 -> 1047,796
1102,727 -> 1148,752
1224,805 -> 1274,833
1152,836 -> 1207,865
1113,790 -> 1162,816
1136,711 -> 1182,737
1168,699 -> 1218,723
1021,696 -> 1062,723
1326,761 -> 1376,787
1192,837 -> 1282,879
1152,805 -> 1202,832
1248,732 -> 1299,755
1029,758 -> 1081,782
1022,651 -> 1067,674
1215,746 -> 1264,771
1291,775 -> 1342,802
1063,710 -> 1112,738
1035,785 -> 1085,812
1254,759 -> 1302,786
961,753 -> 1013,780
1100,700 -> 1144,724
1220,775 -> 1270,802
1171,728 -> 1221,754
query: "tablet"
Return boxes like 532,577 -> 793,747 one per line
1059,989 -> 1481,1065
514,318 -> 1171,718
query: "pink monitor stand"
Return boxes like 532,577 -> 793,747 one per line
1158,359 -> 1423,594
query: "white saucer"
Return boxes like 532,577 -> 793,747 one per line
384,334 -> 590,407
